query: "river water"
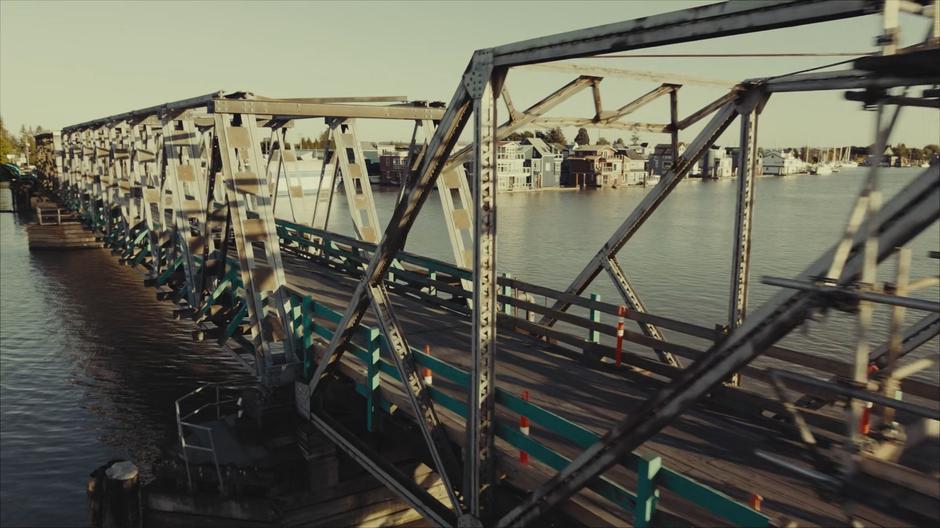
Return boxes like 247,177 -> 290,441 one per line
1,167 -> 938,526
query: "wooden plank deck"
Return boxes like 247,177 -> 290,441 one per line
279,252 -> 918,527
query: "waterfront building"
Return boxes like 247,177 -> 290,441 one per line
497,141 -> 531,190
649,143 -> 687,176
379,149 -> 410,185
521,138 -> 561,188
762,150 -> 804,176
616,147 -> 649,185
563,144 -> 627,188
699,145 -> 734,179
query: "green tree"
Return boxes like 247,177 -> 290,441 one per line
630,131 -> 641,146
894,143 -> 910,161
574,127 -> 590,146
0,116 -> 16,162
613,137 -> 625,147
539,127 -> 566,145
312,129 -> 334,150
923,144 -> 940,158
596,137 -> 610,145
505,131 -> 534,141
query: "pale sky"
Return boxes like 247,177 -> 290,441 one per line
2,0 -> 937,149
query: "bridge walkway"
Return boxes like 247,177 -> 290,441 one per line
278,250 -> 906,527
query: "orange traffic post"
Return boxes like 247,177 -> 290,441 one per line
749,493 -> 763,511
519,390 -> 530,464
423,344 -> 433,386
615,305 -> 626,367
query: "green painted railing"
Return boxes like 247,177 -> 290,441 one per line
287,290 -> 769,528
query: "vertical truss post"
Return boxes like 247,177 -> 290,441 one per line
333,120 -> 381,243
728,90 -> 769,385
669,88 -> 679,160
80,129 -> 93,215
436,137 -> 476,272
107,122 -> 131,248
93,126 -> 110,232
126,122 -> 146,233
136,122 -> 164,275
465,52 -> 503,522
847,181 -> 882,459
163,113 -> 206,307
881,247 -> 910,424
214,111 -> 297,386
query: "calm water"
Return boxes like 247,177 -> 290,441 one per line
1,168 -> 938,526
0,192 -> 250,526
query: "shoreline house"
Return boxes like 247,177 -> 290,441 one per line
616,146 -> 649,185
563,144 -> 626,188
648,143 -> 689,177
521,138 -> 561,188
724,146 -> 763,178
699,145 -> 734,179
497,141 -> 531,191
762,150 -> 805,175
378,148 -> 410,185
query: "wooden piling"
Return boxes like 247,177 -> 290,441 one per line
89,460 -> 142,528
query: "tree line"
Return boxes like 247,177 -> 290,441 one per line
0,116 -> 45,164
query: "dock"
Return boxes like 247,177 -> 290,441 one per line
26,200 -> 101,249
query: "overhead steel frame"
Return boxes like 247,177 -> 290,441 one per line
295,1 -> 940,526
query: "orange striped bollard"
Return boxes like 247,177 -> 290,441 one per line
615,305 -> 626,368
749,493 -> 763,511
423,344 -> 433,386
519,390 -> 530,465
859,363 -> 878,435
859,401 -> 874,435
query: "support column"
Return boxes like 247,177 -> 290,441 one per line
465,53 -> 503,522
728,91 -> 768,385
333,119 -> 381,243
214,111 -> 297,386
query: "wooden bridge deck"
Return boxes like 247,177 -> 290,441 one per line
278,251 -> 918,528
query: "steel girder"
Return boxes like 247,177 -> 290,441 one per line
496,165 -> 939,527
366,282 -> 464,513
332,120 -> 382,243
163,113 -> 208,307
729,91 -> 770,329
465,58 -> 504,520
489,0 -> 881,67
209,98 -> 445,121
63,91 -> 225,133
214,112 -> 298,386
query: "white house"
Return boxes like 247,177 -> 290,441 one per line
497,141 -> 531,190
762,151 -> 804,176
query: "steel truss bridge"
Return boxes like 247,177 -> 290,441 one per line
33,1 -> 940,526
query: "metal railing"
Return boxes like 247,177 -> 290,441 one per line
174,383 -> 244,494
